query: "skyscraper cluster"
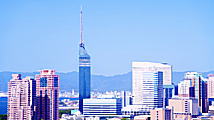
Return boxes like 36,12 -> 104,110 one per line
121,62 -> 214,120
177,72 -> 208,113
5,6 -> 214,120
7,70 -> 59,120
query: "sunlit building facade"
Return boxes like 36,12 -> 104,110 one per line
178,79 -> 193,97
184,72 -> 208,113
132,62 -> 164,109
150,108 -> 172,120
35,69 -> 59,120
168,98 -> 199,116
8,74 -> 36,120
208,74 -> 214,98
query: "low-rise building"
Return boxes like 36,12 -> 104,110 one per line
208,98 -> 214,114
134,115 -> 150,120
150,108 -> 172,120
168,98 -> 199,119
174,114 -> 192,120
121,105 -> 150,116
83,98 -> 122,115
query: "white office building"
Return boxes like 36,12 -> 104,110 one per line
132,62 -> 172,85
178,79 -> 192,97
184,72 -> 203,99
132,62 -> 164,109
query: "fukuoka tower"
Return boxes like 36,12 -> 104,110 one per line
78,7 -> 91,114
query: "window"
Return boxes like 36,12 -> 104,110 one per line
54,77 -> 58,87
40,77 -> 47,87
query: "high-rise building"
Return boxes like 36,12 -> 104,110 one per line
79,7 -> 91,113
178,79 -> 193,97
132,62 -> 164,109
208,74 -> 214,98
201,80 -> 208,113
150,108 -> 172,120
8,74 -> 36,120
132,62 -> 172,85
35,69 -> 59,120
184,72 -> 208,113
184,72 -> 202,100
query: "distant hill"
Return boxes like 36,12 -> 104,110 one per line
0,71 -> 213,92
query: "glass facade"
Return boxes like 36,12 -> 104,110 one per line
201,80 -> 208,113
35,70 -> 59,120
163,85 -> 174,107
83,98 -> 122,115
132,64 -> 164,110
157,72 -> 164,108
54,77 -> 58,87
79,44 -> 91,113
40,77 -> 47,87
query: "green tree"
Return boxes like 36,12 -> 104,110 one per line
121,118 -> 129,120
0,114 -> 7,120
59,110 -> 71,118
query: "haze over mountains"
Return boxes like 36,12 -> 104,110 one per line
0,71 -> 213,92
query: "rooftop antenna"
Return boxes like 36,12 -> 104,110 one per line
80,5 -> 84,48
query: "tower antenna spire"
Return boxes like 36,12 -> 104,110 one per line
80,5 -> 84,47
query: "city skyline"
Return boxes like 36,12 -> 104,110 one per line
0,1 -> 213,76
1,1 -> 214,120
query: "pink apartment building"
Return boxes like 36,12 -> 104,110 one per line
35,69 -> 59,120
8,74 -> 36,120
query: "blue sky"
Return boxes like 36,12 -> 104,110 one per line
0,0 -> 213,75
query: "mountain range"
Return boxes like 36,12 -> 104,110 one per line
0,71 -> 213,92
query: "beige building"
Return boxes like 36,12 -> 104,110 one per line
150,108 -> 172,120
168,98 -> 199,117
7,74 -> 36,120
174,114 -> 192,120
208,74 -> 214,98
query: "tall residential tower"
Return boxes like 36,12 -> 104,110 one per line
7,74 -> 36,120
35,69 -> 59,120
79,7 -> 91,113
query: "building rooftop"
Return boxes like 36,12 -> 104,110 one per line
132,62 -> 171,68
39,69 -> 56,75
